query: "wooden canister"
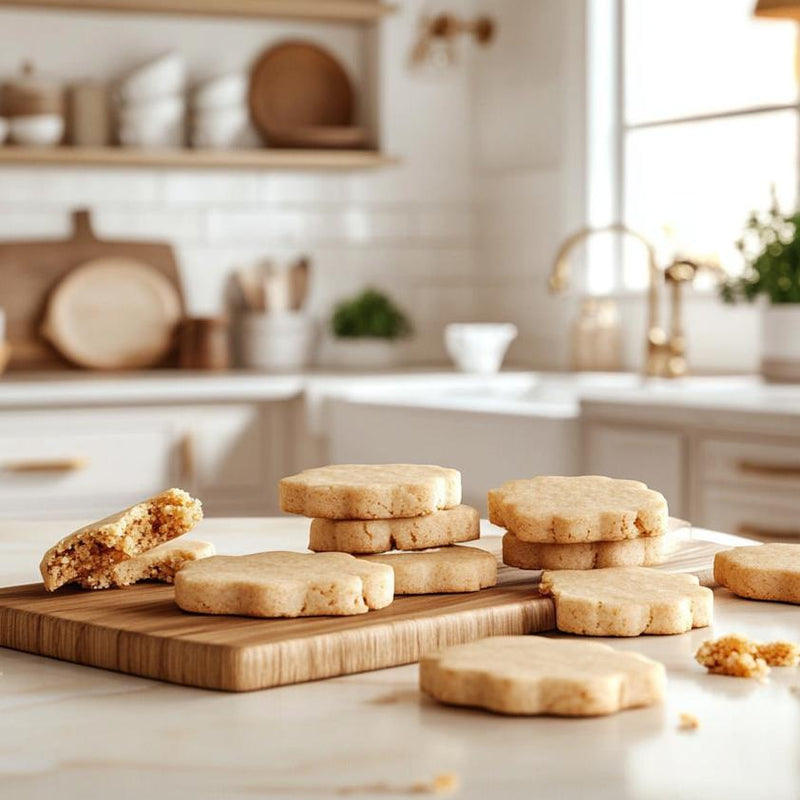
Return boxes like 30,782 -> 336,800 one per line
68,81 -> 111,146
179,317 -> 230,371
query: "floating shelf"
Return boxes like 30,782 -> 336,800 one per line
0,0 -> 395,22
0,146 -> 399,170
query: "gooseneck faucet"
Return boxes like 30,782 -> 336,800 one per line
548,223 -> 701,378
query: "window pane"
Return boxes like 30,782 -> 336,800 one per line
623,110 -> 798,288
625,0 -> 797,125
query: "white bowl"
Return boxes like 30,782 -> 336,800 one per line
191,106 -> 253,149
120,94 -> 185,119
445,323 -> 518,374
10,113 -> 64,146
118,52 -> 185,103
119,120 -> 184,148
0,117 -> 8,144
193,73 -> 247,111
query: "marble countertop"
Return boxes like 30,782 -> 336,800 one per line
2,517 -> 799,800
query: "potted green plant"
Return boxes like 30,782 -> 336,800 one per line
720,197 -> 800,381
329,288 -> 412,368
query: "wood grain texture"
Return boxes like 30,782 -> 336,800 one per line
0,0 -> 395,22
0,210 -> 182,370
0,146 -> 397,170
0,536 -> 725,692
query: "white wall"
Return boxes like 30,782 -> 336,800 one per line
0,1 -> 477,365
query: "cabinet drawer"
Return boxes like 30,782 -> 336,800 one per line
699,437 -> 800,489
697,485 -> 800,541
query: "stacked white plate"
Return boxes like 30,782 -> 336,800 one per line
117,52 -> 186,149
190,73 -> 259,150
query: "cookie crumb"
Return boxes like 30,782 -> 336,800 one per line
755,640 -> 800,667
678,712 -> 700,731
411,773 -> 460,796
694,634 -> 800,680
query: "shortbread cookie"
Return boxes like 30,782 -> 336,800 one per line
174,551 -> 394,618
539,567 -> 713,636
309,504 -> 479,554
280,464 -> 461,520
96,539 -> 215,588
488,475 -> 667,543
40,488 -> 203,591
502,531 -> 668,570
714,543 -> 800,604
361,545 -> 497,594
420,636 -> 666,716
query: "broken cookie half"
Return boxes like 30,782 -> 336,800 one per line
39,488 -> 204,591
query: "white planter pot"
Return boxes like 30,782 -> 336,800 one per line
327,339 -> 400,370
761,305 -> 800,382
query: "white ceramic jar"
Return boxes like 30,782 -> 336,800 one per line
761,304 -> 800,382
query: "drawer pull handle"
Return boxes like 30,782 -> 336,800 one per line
737,524 -> 800,541
737,460 -> 800,478
3,457 -> 88,473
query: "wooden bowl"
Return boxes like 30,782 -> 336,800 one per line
249,41 -> 354,144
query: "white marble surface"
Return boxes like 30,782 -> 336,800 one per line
2,517 -> 800,800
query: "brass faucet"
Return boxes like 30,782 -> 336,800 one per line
548,223 -> 706,378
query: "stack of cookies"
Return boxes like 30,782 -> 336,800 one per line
490,475 -> 669,571
280,464 -> 497,595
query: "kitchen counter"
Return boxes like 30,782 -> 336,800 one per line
2,517 -> 799,800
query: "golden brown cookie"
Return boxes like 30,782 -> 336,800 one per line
714,543 -> 800,604
102,539 -> 215,588
174,551 -> 394,618
309,504 -> 479,554
40,488 -> 203,591
539,567 -> 713,636
280,464 -> 461,520
488,475 -> 667,543
502,531 -> 668,570
361,545 -> 497,594
420,636 -> 666,716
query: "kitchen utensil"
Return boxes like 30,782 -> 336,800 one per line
265,124 -> 369,150
248,41 -> 354,144
117,51 -> 185,103
262,264 -> 291,313
193,72 -> 247,111
42,257 -> 182,370
289,256 -> 311,311
68,81 -> 111,146
238,311 -> 316,371
445,323 -> 518,374
1,61 -> 64,117
179,316 -> 230,370
0,531 -> 724,691
234,265 -> 266,311
9,113 -> 64,146
0,209 -> 183,371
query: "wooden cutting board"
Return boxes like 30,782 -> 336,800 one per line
0,536 -> 725,692
0,209 -> 183,370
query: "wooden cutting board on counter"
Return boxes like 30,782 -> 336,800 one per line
0,535 -> 725,692
0,209 -> 183,370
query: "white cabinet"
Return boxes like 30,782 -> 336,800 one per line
0,402 -> 288,519
582,424 -> 686,518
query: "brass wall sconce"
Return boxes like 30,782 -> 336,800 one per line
410,13 -> 496,67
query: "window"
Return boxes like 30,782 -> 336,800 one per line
587,0 -> 799,293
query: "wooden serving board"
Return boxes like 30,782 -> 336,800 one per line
0,209 -> 183,370
0,536 -> 725,692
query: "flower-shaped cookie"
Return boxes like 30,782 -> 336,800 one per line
714,543 -> 800,604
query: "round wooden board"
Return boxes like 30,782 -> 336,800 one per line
42,258 -> 182,370
265,125 -> 369,150
249,41 -> 354,144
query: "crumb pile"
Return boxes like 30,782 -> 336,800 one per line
695,634 -> 799,680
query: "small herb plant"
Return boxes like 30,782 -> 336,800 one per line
331,288 -> 413,340
721,193 -> 800,305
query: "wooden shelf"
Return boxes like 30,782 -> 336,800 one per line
0,145 -> 398,170
0,0 -> 394,22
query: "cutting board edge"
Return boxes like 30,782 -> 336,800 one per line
0,593 -> 556,692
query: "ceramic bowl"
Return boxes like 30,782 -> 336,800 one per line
9,113 -> 64,146
193,73 -> 247,111
118,52 -> 186,103
191,106 -> 254,149
445,323 -> 518,374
